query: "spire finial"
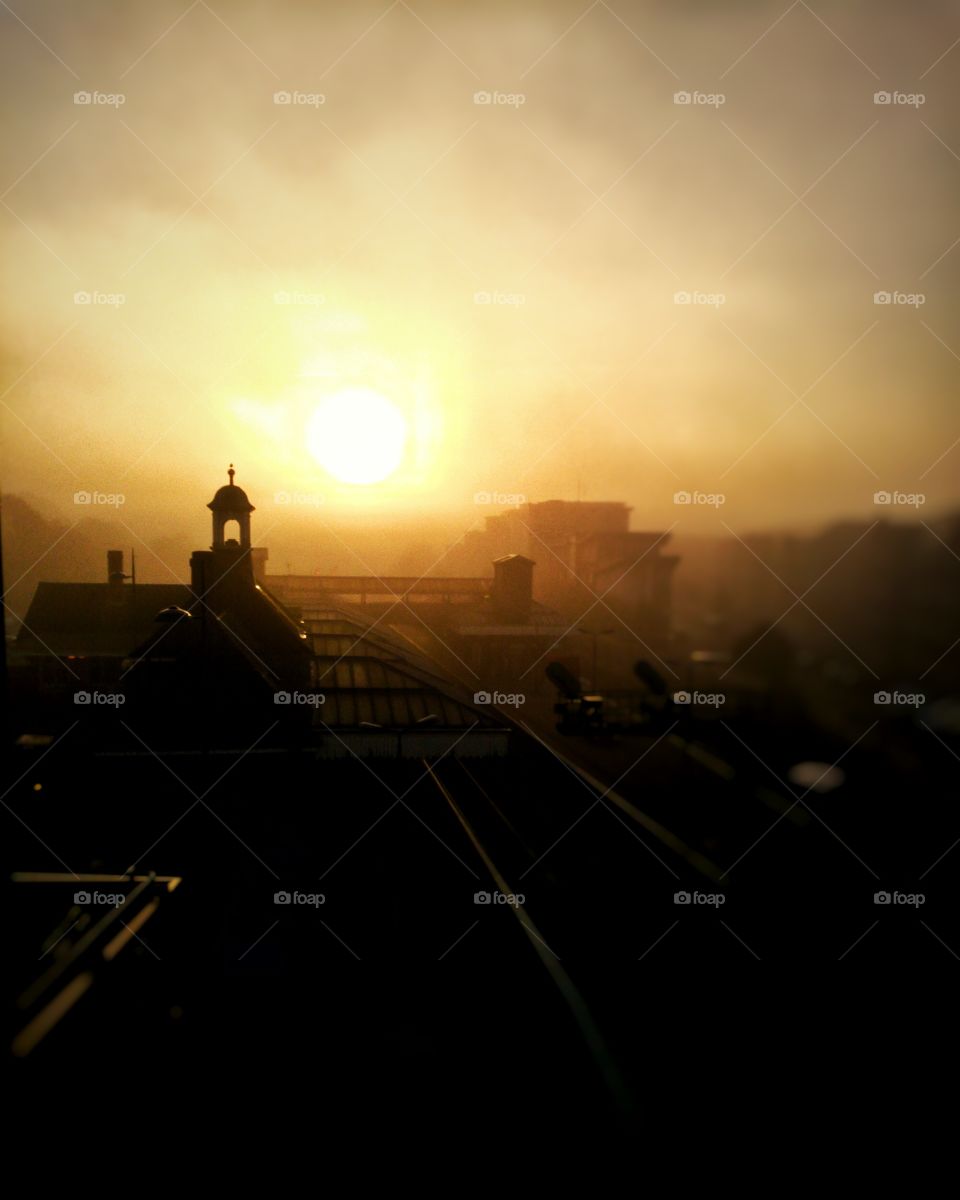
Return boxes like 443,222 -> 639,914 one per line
228,463 -> 235,484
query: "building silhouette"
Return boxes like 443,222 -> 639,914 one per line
447,500 -> 678,641
11,466 -> 510,753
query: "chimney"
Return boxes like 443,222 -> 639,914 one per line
250,546 -> 268,585
107,549 -> 125,586
190,550 -> 213,600
491,554 -> 534,623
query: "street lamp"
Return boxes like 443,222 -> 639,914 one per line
577,626 -> 614,691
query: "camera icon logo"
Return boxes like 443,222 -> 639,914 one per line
74,291 -> 92,305
874,691 -> 891,705
473,691 -> 491,705
674,91 -> 691,105
274,691 -> 292,705
274,91 -> 292,104
473,291 -> 492,304
474,891 -> 492,904
673,490 -> 691,504
674,890 -> 692,904
274,891 -> 292,905
673,691 -> 691,705
673,291 -> 691,305
874,891 -> 891,905
74,91 -> 92,105
873,291 -> 891,305
274,490 -> 291,504
873,490 -> 891,504
473,91 -> 492,104
74,690 -> 91,704
874,91 -> 891,105
74,890 -> 91,904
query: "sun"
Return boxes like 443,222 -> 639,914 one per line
305,387 -> 408,485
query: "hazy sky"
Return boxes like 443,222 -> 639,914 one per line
2,0 -> 960,546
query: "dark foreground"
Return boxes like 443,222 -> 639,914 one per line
4,689 -> 958,1138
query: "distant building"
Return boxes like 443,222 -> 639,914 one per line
685,517 -> 960,684
447,500 -> 679,640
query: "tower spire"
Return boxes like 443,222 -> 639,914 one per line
228,463 -> 235,485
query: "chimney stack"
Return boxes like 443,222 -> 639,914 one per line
491,554 -> 534,623
190,550 -> 213,600
250,546 -> 268,585
107,549 -> 125,586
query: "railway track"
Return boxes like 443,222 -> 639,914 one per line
424,757 -> 637,1118
9,871 -> 180,1058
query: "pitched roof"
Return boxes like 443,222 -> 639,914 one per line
15,582 -> 194,656
304,609 -> 507,735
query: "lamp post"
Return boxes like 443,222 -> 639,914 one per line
577,626 -> 614,691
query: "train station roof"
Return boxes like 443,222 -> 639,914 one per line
302,607 -> 511,758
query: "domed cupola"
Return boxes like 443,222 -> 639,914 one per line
207,464 -> 255,550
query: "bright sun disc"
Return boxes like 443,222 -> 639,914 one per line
306,387 -> 407,484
